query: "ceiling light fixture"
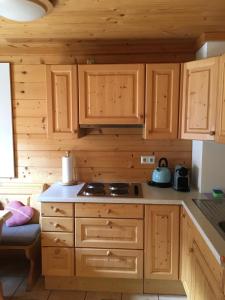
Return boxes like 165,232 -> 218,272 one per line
0,0 -> 53,22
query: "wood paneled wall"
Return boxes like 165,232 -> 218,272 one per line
0,51 -> 192,184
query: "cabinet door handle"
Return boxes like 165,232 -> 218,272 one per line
209,131 -> 215,136
106,220 -> 112,226
107,250 -> 111,256
53,207 -> 59,213
54,223 -> 59,228
106,209 -> 111,214
54,238 -> 60,243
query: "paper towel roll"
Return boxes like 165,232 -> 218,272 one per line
62,152 -> 74,185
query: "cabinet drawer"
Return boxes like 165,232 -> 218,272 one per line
76,248 -> 143,279
41,217 -> 74,232
75,203 -> 144,219
41,203 -> 74,217
42,247 -> 74,276
75,218 -> 143,249
41,232 -> 74,247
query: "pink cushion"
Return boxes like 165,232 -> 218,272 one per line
5,201 -> 34,227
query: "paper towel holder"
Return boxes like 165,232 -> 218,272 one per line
61,151 -> 78,186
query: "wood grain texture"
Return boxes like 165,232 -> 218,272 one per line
145,63 -> 180,139
42,247 -> 74,276
76,248 -> 143,279
181,57 -> 219,140
0,0 -> 225,40
216,54 -> 225,143
75,218 -> 143,249
0,61 -> 192,184
47,65 -> 78,138
145,205 -> 180,280
79,64 -> 145,124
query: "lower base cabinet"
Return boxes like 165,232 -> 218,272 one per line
181,209 -> 225,300
42,247 -> 74,276
76,248 -> 143,279
145,205 -> 180,280
41,202 -> 225,298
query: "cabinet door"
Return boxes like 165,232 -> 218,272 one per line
216,54 -> 225,143
76,248 -> 143,279
181,57 -> 219,140
180,209 -> 193,298
47,65 -> 78,138
190,241 -> 224,300
144,64 -> 180,139
78,64 -> 145,124
145,205 -> 179,280
42,247 -> 74,276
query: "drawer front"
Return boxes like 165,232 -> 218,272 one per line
75,203 -> 144,219
76,248 -> 143,279
75,218 -> 143,249
41,217 -> 74,232
41,203 -> 74,217
42,247 -> 74,276
41,232 -> 74,247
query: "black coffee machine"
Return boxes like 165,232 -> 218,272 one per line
173,165 -> 190,192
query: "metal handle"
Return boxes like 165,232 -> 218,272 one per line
107,250 -> 111,256
54,238 -> 60,243
54,223 -> 59,228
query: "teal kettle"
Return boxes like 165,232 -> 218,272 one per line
151,158 -> 172,188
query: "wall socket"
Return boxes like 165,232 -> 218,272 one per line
141,155 -> 155,164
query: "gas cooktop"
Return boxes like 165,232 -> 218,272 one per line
77,182 -> 143,198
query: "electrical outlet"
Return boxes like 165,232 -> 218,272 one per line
141,155 -> 155,164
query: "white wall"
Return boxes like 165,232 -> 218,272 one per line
0,63 -> 15,178
192,141 -> 225,193
192,141 -> 203,190
196,41 -> 225,59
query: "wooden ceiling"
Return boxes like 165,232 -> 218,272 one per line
0,0 -> 225,41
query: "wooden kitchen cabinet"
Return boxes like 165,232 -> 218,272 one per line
216,54 -> 225,144
144,64 -> 180,139
190,241 -> 224,300
46,65 -> 78,138
180,57 -> 219,140
145,205 -> 179,280
42,247 -> 74,276
181,208 -> 225,300
76,248 -> 143,279
41,202 -> 75,277
78,64 -> 145,125
75,218 -> 143,249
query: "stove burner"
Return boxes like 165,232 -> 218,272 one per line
110,189 -> 129,196
84,187 -> 105,196
87,183 -> 104,189
109,183 -> 129,190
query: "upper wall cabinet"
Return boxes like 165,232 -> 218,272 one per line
47,65 -> 78,138
78,64 -> 145,125
180,57 -> 219,140
144,64 -> 180,139
216,54 -> 225,144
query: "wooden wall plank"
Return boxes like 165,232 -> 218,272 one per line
13,100 -> 47,117
0,52 -> 192,184
16,150 -> 191,169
